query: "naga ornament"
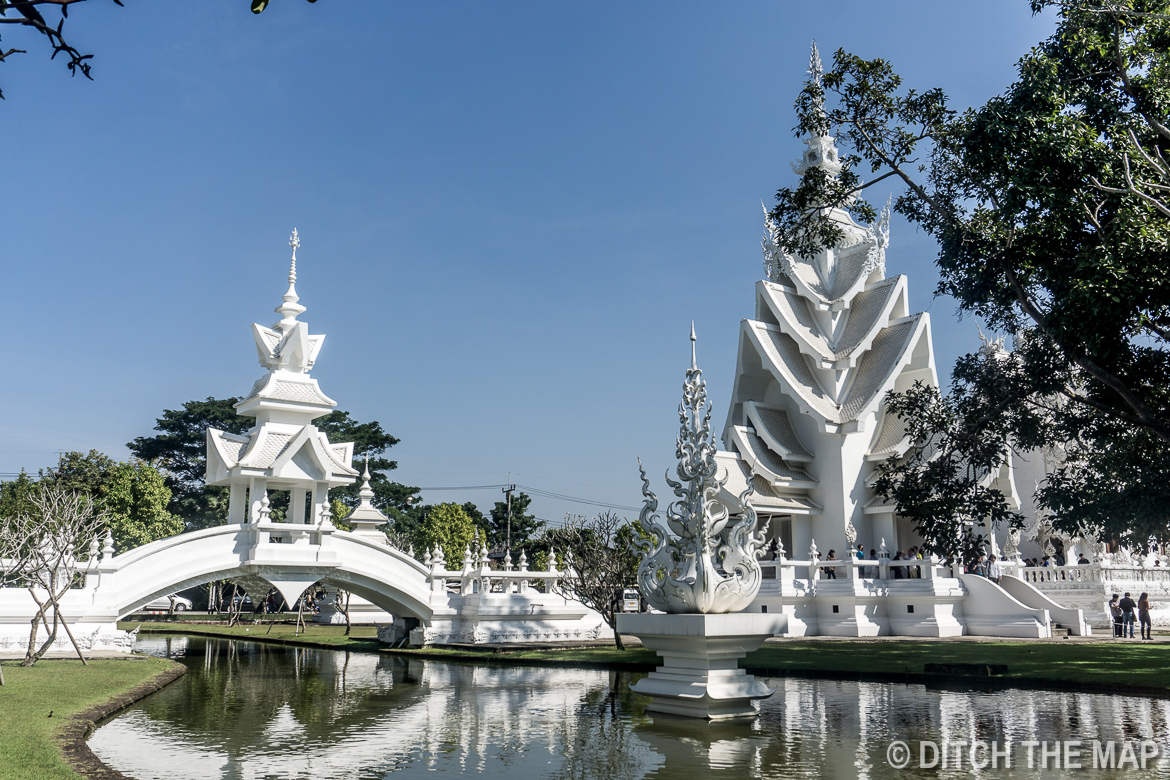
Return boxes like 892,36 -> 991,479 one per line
633,326 -> 769,614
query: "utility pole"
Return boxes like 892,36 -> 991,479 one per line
503,483 -> 516,555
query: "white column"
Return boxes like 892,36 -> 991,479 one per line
312,482 -> 330,525
290,487 -> 308,524
228,482 -> 247,524
983,516 -> 1002,556
248,478 -> 268,523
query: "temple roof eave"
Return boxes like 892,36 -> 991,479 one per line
744,312 -> 931,428
715,452 -> 822,515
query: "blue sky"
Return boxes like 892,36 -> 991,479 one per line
1,1 -> 1055,525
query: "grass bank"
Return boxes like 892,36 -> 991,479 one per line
126,620 -> 382,652
0,656 -> 181,780
127,621 -> 1169,695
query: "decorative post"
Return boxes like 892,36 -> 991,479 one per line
809,539 -> 820,581
617,326 -> 781,720
518,549 -> 529,595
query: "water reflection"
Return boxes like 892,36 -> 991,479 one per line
90,637 -> 1170,779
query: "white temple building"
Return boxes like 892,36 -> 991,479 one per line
696,47 -> 1102,637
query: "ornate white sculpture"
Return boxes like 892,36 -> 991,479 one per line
634,326 -> 769,614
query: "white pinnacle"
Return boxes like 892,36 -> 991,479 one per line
359,457 -> 375,502
276,228 -> 307,331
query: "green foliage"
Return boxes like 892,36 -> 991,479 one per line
771,1 -> 1170,546
316,410 -> 419,516
329,499 -> 351,532
487,492 -> 544,550
0,472 -> 40,523
127,397 -> 248,530
873,380 -> 1025,561
127,398 -> 419,531
39,451 -> 182,552
102,462 -> 184,551
414,503 -> 483,565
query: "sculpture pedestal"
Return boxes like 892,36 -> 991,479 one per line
616,612 -> 784,720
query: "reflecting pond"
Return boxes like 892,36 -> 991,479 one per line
89,636 -> 1170,779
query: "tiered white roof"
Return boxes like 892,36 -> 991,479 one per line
717,45 -> 937,537
206,230 -> 359,492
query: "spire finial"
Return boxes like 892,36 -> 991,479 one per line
808,40 -> 822,87
276,228 -> 307,331
690,321 -> 697,370
289,228 -> 300,283
358,456 -> 375,502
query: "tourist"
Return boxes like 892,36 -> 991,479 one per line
892,551 -> 904,579
869,549 -> 877,578
1139,592 -> 1152,640
1041,556 -> 1052,567
855,544 -> 865,577
973,555 -> 988,577
825,549 -> 838,579
1109,594 -> 1123,638
987,554 -> 1002,584
1119,592 -> 1138,638
1078,554 -> 1090,564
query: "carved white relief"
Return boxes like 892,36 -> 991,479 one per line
633,329 -> 769,614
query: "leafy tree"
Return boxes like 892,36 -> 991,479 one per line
553,511 -> 641,650
0,471 -> 40,521
770,1 -> 1170,547
127,397 -> 418,530
487,492 -> 543,551
316,410 -> 419,516
39,450 -> 182,552
127,398 -> 248,529
101,461 -> 183,551
414,503 -> 483,566
872,374 -> 1025,561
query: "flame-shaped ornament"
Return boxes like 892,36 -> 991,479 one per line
633,327 -> 769,614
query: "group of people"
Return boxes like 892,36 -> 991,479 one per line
1109,592 -> 1154,639
967,554 -> 1004,584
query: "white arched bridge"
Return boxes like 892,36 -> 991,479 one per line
0,522 -> 611,653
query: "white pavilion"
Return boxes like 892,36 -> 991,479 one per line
205,229 -> 360,529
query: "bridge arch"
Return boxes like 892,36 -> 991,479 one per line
88,525 -> 435,624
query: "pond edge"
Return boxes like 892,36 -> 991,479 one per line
58,659 -> 186,780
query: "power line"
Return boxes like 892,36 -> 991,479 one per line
414,484 -> 511,491
412,481 -> 640,513
515,484 -> 640,512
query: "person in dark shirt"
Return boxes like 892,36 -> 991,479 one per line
1139,592 -> 1153,640
1119,592 -> 1138,638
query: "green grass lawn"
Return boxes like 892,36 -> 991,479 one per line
0,657 -> 176,780
124,620 -> 382,651
744,641 -> 1170,691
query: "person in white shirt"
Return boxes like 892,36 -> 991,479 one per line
987,554 -> 1003,584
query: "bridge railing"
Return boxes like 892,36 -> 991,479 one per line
420,561 -> 572,597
